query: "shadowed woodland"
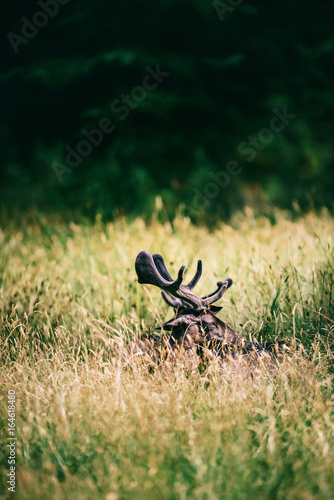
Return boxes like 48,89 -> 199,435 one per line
1,0 -> 334,221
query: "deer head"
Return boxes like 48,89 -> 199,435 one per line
135,250 -> 246,355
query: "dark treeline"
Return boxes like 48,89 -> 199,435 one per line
1,0 -> 333,221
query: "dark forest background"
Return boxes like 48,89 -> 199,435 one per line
1,0 -> 333,222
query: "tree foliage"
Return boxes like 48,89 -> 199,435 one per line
1,0 -> 333,220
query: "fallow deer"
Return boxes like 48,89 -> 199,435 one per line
135,250 -> 282,361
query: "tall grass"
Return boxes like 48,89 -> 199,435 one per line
0,209 -> 333,499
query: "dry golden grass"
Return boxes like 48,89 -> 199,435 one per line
0,209 -> 334,499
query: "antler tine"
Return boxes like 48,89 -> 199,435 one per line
202,281 -> 223,300
202,278 -> 233,307
153,254 -> 174,282
161,291 -> 188,310
186,260 -> 202,289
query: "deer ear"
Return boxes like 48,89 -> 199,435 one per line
208,305 -> 223,314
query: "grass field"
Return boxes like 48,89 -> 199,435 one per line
1,209 -> 334,500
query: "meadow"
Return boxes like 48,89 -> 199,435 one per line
0,209 -> 334,500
